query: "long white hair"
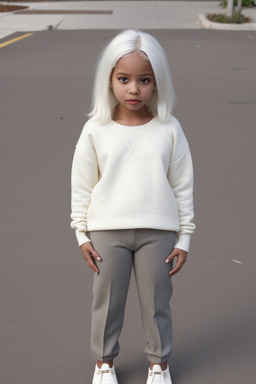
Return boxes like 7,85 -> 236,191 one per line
88,29 -> 175,123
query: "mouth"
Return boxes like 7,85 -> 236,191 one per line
126,99 -> 141,105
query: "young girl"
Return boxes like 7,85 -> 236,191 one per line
71,29 -> 195,384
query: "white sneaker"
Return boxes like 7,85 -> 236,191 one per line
92,363 -> 119,384
146,364 -> 173,384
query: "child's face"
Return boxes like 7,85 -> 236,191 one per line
111,52 -> 156,116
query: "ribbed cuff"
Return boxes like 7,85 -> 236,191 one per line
76,231 -> 91,246
174,234 -> 191,253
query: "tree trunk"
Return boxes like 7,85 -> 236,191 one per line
226,0 -> 234,17
237,0 -> 243,13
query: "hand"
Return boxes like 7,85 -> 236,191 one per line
80,242 -> 102,274
165,248 -> 187,277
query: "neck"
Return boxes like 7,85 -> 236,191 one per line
113,105 -> 153,126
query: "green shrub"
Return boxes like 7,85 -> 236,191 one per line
220,0 -> 255,8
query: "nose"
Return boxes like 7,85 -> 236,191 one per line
129,81 -> 139,95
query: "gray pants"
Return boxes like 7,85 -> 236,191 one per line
90,229 -> 175,364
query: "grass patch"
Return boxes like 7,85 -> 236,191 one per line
207,12 -> 251,23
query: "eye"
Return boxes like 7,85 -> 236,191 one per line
140,78 -> 150,84
118,77 -> 128,83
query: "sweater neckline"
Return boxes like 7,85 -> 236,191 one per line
109,117 -> 158,135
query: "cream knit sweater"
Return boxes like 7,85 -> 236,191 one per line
71,116 -> 195,252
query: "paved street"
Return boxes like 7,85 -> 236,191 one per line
1,29 -> 256,384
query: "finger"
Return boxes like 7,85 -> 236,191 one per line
169,264 -> 181,277
80,243 -> 101,274
84,243 -> 102,262
81,243 -> 102,261
91,249 -> 102,262
165,250 -> 179,263
169,258 -> 186,277
83,252 -> 99,274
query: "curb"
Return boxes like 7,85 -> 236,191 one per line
198,13 -> 256,30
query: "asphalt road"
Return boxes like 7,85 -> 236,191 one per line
1,30 -> 256,384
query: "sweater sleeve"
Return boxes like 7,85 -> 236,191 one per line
167,121 -> 195,252
70,129 -> 99,246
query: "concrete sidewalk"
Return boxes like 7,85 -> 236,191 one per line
1,1 -> 256,40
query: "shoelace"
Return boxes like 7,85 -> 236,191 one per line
148,370 -> 166,383
96,367 -> 113,383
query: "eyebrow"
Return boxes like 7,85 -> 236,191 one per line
115,72 -> 154,77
